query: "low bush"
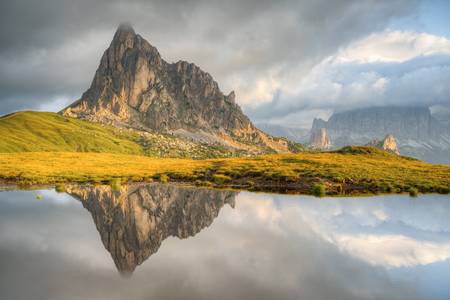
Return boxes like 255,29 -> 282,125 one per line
312,183 -> 326,197
55,183 -> 66,193
110,178 -> 121,191
159,174 -> 169,184
409,187 -> 419,197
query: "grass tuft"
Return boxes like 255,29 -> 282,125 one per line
55,183 -> 66,193
110,178 -> 121,191
158,174 -> 169,184
409,187 -> 419,197
312,184 -> 326,197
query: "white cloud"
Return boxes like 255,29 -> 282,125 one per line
273,194 -> 450,268
338,31 -> 450,63
246,30 -> 450,127
334,234 -> 450,267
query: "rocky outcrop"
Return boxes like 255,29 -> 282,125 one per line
311,106 -> 450,164
61,23 -> 288,153
66,183 -> 236,275
365,134 -> 400,155
309,128 -> 331,149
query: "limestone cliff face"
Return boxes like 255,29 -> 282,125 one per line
311,106 -> 450,163
309,128 -> 331,149
62,24 -> 288,153
66,183 -> 236,275
366,134 -> 400,155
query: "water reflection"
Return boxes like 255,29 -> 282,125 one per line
66,183 -> 236,274
0,184 -> 449,300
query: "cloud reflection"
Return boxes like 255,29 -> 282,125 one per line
1,186 -> 449,299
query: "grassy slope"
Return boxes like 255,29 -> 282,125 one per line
0,111 -> 242,158
0,148 -> 448,195
0,111 -> 143,154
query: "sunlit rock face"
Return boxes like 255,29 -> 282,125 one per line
61,23 -> 288,153
309,127 -> 331,149
365,134 -> 400,155
66,183 -> 236,275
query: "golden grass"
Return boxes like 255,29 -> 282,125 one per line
0,147 -> 448,195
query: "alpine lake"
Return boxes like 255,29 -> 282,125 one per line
0,183 -> 449,300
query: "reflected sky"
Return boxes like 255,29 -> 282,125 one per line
0,185 -> 449,300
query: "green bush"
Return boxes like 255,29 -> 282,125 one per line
384,184 -> 394,193
159,174 -> 169,184
409,187 -> 418,197
110,178 -> 121,191
55,183 -> 66,193
312,184 -> 326,197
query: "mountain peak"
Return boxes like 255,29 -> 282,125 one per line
112,22 -> 137,46
116,22 -> 135,34
61,25 -> 289,154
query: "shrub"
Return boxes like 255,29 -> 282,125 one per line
110,178 -> 121,191
312,183 -> 326,197
159,174 -> 169,184
409,187 -> 418,197
437,186 -> 449,194
385,184 -> 394,193
55,183 -> 66,193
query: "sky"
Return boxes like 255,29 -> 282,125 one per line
0,0 -> 449,128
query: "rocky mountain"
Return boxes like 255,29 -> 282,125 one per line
255,122 -> 310,143
365,134 -> 400,155
309,128 -> 331,149
311,106 -> 450,164
62,24 -> 289,154
66,183 -> 236,275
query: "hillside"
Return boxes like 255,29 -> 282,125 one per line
61,23 -> 288,153
0,147 -> 448,195
0,111 -> 248,158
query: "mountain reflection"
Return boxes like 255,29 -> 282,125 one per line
66,183 -> 236,274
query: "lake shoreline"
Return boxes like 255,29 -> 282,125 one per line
0,179 -> 445,198
0,149 -> 448,196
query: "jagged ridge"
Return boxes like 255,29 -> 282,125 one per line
62,23 -> 289,153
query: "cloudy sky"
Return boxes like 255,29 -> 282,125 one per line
1,0 -> 450,128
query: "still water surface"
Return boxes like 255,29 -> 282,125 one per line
0,183 -> 449,300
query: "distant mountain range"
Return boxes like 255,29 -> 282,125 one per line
255,122 -> 310,142
311,106 -> 450,164
61,23 -> 291,154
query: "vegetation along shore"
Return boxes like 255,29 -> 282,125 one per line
0,146 -> 448,196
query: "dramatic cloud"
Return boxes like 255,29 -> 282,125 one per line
0,0 -> 419,115
246,31 -> 450,127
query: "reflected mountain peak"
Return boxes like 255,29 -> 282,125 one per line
66,183 -> 236,275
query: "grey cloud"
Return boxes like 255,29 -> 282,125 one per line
245,53 -> 450,126
0,190 -> 420,300
0,0 -> 419,114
